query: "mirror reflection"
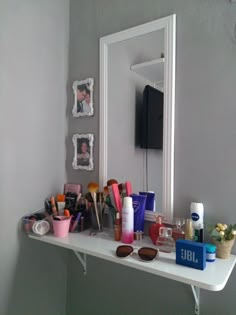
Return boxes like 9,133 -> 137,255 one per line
107,29 -> 164,212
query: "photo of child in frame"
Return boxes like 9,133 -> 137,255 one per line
72,78 -> 94,117
72,134 -> 94,171
77,138 -> 90,166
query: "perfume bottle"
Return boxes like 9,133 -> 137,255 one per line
149,215 -> 165,245
156,227 -> 175,253
172,217 -> 186,242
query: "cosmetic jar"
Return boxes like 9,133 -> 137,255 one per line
206,244 -> 216,262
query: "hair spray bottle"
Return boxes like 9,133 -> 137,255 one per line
121,197 -> 134,244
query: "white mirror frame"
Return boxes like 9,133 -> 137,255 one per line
99,14 -> 176,222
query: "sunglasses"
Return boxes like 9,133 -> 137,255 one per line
116,245 -> 158,261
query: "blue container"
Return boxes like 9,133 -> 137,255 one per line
130,194 -> 146,232
176,239 -> 206,270
139,191 -> 155,211
206,244 -> 216,262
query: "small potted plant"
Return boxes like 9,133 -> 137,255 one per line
208,223 -> 236,259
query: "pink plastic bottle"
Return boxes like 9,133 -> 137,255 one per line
121,196 -> 134,244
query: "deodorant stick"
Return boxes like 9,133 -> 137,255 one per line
190,202 -> 204,242
190,202 -> 204,229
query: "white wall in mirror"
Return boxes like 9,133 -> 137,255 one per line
100,15 -> 176,221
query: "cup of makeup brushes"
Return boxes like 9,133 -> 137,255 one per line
53,216 -> 71,238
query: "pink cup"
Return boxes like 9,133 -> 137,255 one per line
52,216 -> 71,238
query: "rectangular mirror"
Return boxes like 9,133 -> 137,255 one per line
99,14 -> 176,222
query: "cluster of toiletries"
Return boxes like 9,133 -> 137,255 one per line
176,202 -> 216,270
22,179 -> 154,241
99,178 -> 151,243
111,193 -> 152,243
148,202 -> 205,249
23,183 -> 88,237
147,201 -> 216,270
23,181 -> 217,270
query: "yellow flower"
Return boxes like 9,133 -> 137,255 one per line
231,230 -> 236,236
220,231 -> 225,236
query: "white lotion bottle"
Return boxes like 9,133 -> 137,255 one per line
121,196 -> 134,244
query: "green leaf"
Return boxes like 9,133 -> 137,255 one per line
206,224 -> 215,232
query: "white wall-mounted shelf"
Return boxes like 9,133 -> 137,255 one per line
130,58 -> 164,83
29,230 -> 236,315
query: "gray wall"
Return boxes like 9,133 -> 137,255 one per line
0,1 -> 69,314
67,0 -> 236,314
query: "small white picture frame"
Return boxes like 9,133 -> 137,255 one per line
72,133 -> 94,171
72,78 -> 94,117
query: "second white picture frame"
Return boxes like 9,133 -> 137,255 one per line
72,133 -> 94,171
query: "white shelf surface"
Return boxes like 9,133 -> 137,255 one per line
29,230 -> 236,291
130,58 -> 164,83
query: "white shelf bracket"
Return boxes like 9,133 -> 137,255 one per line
73,251 -> 87,275
191,285 -> 200,315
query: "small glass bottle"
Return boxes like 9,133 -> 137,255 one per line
156,227 -> 175,253
114,212 -> 121,241
185,219 -> 194,240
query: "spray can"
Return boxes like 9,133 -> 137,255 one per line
121,197 -> 134,244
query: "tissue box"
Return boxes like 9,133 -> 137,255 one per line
176,239 -> 206,270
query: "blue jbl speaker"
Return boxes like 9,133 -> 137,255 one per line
176,240 -> 206,270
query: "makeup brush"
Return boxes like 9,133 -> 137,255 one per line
91,192 -> 101,230
108,185 -> 117,211
84,192 -> 93,203
98,191 -> 103,223
107,179 -> 118,187
125,181 -> 132,196
75,193 -> 82,209
50,196 -> 58,215
100,186 -> 108,217
87,182 -> 100,230
103,186 -> 109,195
118,183 -> 126,199
111,183 -> 122,212
87,182 -> 99,193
